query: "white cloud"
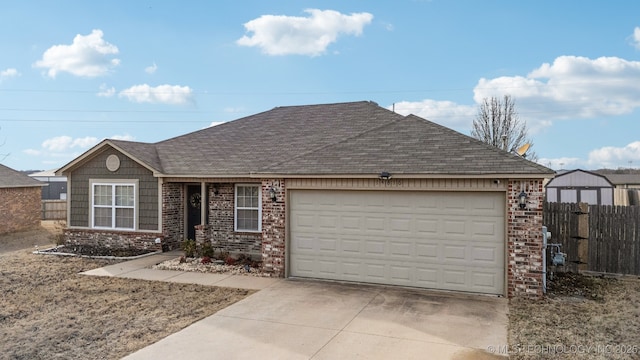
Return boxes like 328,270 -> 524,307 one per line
0,68 -> 20,81
110,134 -> 135,141
395,55 -> 640,136
632,27 -> 640,49
41,135 -> 98,152
97,83 -> 115,97
588,141 -> 640,168
34,29 -> 120,78
119,84 -> 194,105
390,99 -> 476,129
474,56 -> 640,124
145,62 -> 158,74
237,9 -> 373,56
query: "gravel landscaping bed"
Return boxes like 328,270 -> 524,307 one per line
152,256 -> 272,277
38,244 -> 159,258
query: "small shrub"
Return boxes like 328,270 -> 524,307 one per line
199,242 -> 215,258
225,256 -> 236,265
179,256 -> 186,264
201,256 -> 212,264
53,220 -> 66,246
181,239 -> 197,258
216,249 -> 229,261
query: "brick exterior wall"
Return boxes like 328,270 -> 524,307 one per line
64,228 -> 163,251
0,187 -> 42,235
207,183 -> 262,255
507,179 -> 545,298
162,182 -> 184,250
261,179 -> 286,276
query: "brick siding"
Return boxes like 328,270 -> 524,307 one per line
64,228 -> 163,251
0,187 -> 41,235
261,179 -> 286,276
207,183 -> 262,255
507,179 -> 545,298
161,182 -> 183,250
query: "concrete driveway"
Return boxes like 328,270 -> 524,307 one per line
123,280 -> 508,360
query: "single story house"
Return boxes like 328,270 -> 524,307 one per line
29,169 -> 68,200
57,101 -> 553,298
545,169 -> 614,205
0,163 -> 45,234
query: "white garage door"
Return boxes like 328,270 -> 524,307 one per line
289,190 -> 505,295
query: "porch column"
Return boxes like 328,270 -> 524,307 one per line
200,181 -> 207,225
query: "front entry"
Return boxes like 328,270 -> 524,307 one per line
186,185 -> 202,240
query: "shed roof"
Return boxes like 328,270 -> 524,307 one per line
58,101 -> 554,178
546,169 -> 614,188
0,164 -> 46,188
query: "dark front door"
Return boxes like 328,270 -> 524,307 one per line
186,185 -> 202,240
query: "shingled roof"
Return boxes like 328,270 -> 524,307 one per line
58,101 -> 553,177
0,164 -> 45,188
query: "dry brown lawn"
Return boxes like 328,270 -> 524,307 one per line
509,272 -> 640,360
0,224 -> 253,360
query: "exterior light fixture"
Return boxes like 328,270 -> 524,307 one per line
378,171 -> 392,180
269,186 -> 277,202
518,191 -> 528,209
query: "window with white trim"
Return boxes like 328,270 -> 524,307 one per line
235,184 -> 261,232
92,183 -> 136,229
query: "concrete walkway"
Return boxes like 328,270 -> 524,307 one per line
83,253 -> 508,359
81,251 -> 282,290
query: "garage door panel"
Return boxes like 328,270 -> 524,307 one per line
443,245 -> 466,261
416,243 -> 439,259
390,242 -> 411,257
364,217 -> 386,232
365,240 -> 386,255
290,190 -> 505,295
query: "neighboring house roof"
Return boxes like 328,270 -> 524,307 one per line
598,174 -> 640,186
57,101 -> 554,178
545,169 -> 614,188
0,163 -> 46,188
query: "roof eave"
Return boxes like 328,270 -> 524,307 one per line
249,172 -> 555,179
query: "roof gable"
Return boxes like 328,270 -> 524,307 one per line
57,140 -> 162,176
546,169 -> 613,188
0,164 -> 45,188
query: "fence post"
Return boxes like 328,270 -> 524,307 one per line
576,202 -> 589,271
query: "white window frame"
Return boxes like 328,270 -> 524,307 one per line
234,184 -> 262,232
90,180 -> 137,230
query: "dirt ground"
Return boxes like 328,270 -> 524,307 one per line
0,224 -> 253,360
509,272 -> 640,360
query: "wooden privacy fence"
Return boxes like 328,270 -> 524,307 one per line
42,200 -> 66,220
544,202 -> 640,276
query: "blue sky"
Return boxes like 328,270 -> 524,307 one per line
1,1 -> 640,171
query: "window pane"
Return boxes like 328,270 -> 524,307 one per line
115,185 -> 134,206
94,207 -> 112,227
237,190 -> 246,207
115,208 -> 134,229
249,187 -> 258,207
94,185 -> 112,205
237,209 -> 258,231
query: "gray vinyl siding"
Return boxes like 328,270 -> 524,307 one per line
69,146 -> 159,230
